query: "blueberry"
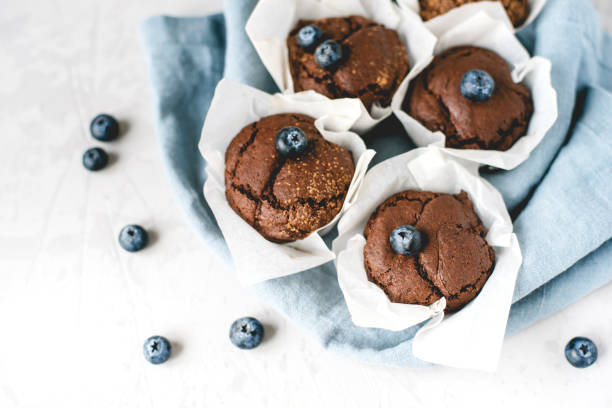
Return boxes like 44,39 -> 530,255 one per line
82,147 -> 108,171
143,335 -> 171,364
314,40 -> 343,69
565,337 -> 598,368
118,224 -> 149,252
389,225 -> 424,256
460,69 -> 495,102
229,317 -> 264,350
90,114 -> 119,141
275,126 -> 309,158
297,25 -> 323,49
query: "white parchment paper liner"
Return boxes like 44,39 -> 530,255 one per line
200,79 -> 375,285
397,0 -> 547,32
332,147 -> 522,371
391,12 -> 557,170
246,0 -> 437,133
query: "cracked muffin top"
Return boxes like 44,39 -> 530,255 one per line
403,46 -> 533,151
225,113 -> 355,243
418,0 -> 529,27
363,189 -> 495,312
287,16 -> 410,111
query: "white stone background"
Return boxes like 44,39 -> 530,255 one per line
1,0 -> 611,407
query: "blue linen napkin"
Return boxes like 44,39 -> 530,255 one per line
141,0 -> 612,367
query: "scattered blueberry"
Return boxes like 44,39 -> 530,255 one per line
460,69 -> 495,102
118,224 -> 149,252
314,40 -> 343,69
389,225 -> 424,256
82,147 -> 108,171
143,335 -> 172,364
90,113 -> 119,141
565,337 -> 598,368
297,25 -> 323,49
229,317 -> 264,350
275,126 -> 309,158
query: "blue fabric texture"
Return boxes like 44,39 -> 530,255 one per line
140,0 -> 612,367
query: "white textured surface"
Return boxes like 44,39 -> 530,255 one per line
594,0 -> 612,31
0,1 -> 611,407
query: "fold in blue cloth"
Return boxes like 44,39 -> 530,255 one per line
140,0 -> 612,366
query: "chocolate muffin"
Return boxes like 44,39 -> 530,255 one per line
287,16 -> 410,110
403,46 -> 533,151
225,113 -> 355,243
363,190 -> 495,312
419,0 -> 529,27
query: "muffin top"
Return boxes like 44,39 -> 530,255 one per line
287,16 -> 410,111
418,0 -> 529,27
404,46 -> 533,151
225,113 -> 355,243
363,190 -> 495,312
